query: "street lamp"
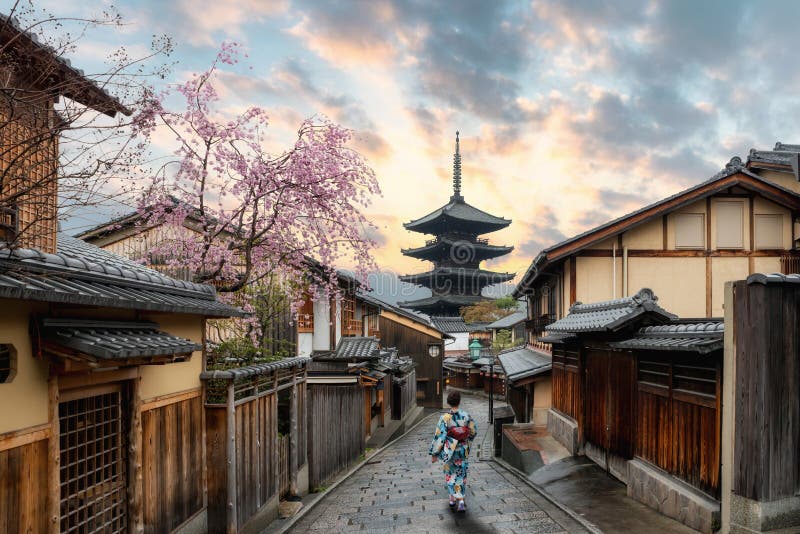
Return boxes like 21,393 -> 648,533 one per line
468,339 -> 482,361
488,354 -> 495,424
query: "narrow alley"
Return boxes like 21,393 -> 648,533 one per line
289,395 -> 590,533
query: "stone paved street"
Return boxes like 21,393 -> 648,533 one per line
290,394 -> 590,533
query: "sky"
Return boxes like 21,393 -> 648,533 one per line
27,0 -> 800,293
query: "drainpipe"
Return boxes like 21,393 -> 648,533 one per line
623,246 -> 629,297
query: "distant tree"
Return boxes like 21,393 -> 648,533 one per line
494,295 -> 519,309
460,299 -> 516,323
492,329 -> 513,352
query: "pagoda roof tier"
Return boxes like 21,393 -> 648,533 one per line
404,197 -> 511,236
399,267 -> 514,287
401,237 -> 513,262
398,294 -> 485,314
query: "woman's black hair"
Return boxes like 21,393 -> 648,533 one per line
446,391 -> 461,407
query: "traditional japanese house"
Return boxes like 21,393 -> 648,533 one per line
514,157 -> 800,347
398,132 -> 514,316
498,346 -> 552,425
430,315 -> 472,356
478,356 -> 506,397
0,18 -> 252,534
542,288 -> 725,533
485,310 -> 527,345
300,289 -> 447,408
442,356 -> 483,389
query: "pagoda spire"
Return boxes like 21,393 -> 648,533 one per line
452,131 -> 462,200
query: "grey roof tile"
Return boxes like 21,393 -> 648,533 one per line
404,197 -> 511,234
430,316 -> 471,333
486,311 -> 526,329
747,272 -> 800,285
40,318 -> 200,360
0,235 -> 244,317
330,337 -> 380,360
498,346 -> 552,383
608,320 -> 723,354
545,288 -> 676,334
200,356 -> 310,380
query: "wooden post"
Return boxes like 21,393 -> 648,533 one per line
47,373 -> 59,534
226,382 -> 237,534
128,372 -> 144,533
289,371 -> 298,495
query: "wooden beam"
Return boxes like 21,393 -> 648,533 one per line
141,388 -> 201,412
226,382 -> 237,534
0,423 -> 51,453
47,374 -> 59,534
662,214 -> 668,249
57,367 -> 139,390
578,248 -> 789,258
128,374 -> 144,533
569,256 -> 577,305
706,256 -> 712,317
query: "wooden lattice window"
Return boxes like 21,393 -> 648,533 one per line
0,344 -> 15,382
341,293 -> 362,336
59,387 -> 128,534
297,298 -> 314,333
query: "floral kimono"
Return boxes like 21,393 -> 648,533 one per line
429,409 -> 477,500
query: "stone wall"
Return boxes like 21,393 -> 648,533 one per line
546,409 -> 580,455
627,458 -> 720,534
729,493 -> 800,533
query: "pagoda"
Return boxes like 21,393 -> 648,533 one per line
398,132 -> 514,316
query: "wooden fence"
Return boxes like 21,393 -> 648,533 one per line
278,434 -> 290,497
307,383 -> 364,489
202,358 -> 308,533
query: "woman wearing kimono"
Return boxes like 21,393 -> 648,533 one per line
429,391 -> 477,512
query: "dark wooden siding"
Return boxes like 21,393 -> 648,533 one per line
552,346 -> 581,422
0,435 -> 49,534
141,394 -> 204,533
584,349 -> 635,459
307,384 -> 364,488
733,280 -> 800,501
379,317 -> 443,408
507,384 -> 530,423
635,352 -> 722,496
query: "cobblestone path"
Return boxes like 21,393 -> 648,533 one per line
290,395 -> 590,533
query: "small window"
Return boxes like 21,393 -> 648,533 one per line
0,344 -> 16,383
716,201 -> 744,249
674,213 -> 705,249
754,214 -> 784,250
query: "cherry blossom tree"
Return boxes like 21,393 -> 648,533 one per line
132,43 -> 380,312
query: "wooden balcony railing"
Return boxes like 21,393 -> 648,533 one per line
343,319 -> 363,336
780,252 -> 800,275
526,313 -> 556,335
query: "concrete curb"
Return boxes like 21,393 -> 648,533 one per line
268,409 -> 440,534
493,456 -> 605,534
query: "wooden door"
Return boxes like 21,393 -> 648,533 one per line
584,350 -> 635,460
59,385 -> 128,534
584,351 -> 610,449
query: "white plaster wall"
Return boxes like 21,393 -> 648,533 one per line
312,300 -> 331,351
297,332 -> 313,357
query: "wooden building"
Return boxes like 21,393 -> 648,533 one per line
514,158 -> 800,341
398,132 -> 513,316
542,288 -> 725,533
497,346 -> 552,425
0,19 -> 245,534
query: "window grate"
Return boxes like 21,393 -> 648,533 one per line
59,390 -> 128,534
0,344 -> 13,382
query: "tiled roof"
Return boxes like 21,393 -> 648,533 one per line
402,238 -> 513,261
398,294 -> 485,312
399,267 -> 514,285
39,319 -> 200,360
609,321 -> 723,354
443,357 -> 475,370
200,356 -> 310,380
747,143 -> 800,179
404,197 -> 511,234
537,332 -> 577,344
430,316 -> 471,333
498,346 -> 552,383
331,337 -> 380,360
0,14 -> 129,116
472,356 -> 494,366
486,311 -> 526,329
514,163 -> 800,297
545,288 -> 675,334
747,272 -> 800,285
0,235 -> 244,317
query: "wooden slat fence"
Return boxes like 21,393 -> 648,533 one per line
141,392 -> 204,533
278,434 -> 290,498
0,432 -> 49,533
307,384 -> 364,489
552,346 -> 581,422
